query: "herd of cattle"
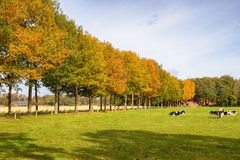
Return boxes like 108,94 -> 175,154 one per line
209,109 -> 238,118
169,108 -> 238,118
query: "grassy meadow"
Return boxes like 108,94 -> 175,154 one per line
0,107 -> 240,160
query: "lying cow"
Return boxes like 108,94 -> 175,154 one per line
209,111 -> 218,115
169,110 -> 185,116
224,111 -> 238,116
210,110 -> 238,118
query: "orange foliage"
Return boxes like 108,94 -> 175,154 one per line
142,58 -> 161,98
121,51 -> 144,94
4,0 -> 70,80
182,79 -> 195,101
104,43 -> 127,95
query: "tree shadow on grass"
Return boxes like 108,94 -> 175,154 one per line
0,133 -> 67,160
75,130 -> 240,160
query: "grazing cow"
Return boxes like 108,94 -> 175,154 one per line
169,110 -> 186,116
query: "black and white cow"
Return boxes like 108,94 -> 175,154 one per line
224,111 -> 238,116
209,111 -> 218,115
169,110 -> 186,116
209,109 -> 238,118
210,110 -> 224,118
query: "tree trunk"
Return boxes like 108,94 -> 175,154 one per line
113,94 -> 116,111
75,86 -> 78,112
131,93 -> 134,109
27,82 -> 33,114
109,95 -> 112,111
104,96 -> 107,112
57,91 -> 60,112
7,84 -> 12,114
148,99 -> 151,108
35,81 -> 38,111
89,95 -> 93,112
54,87 -> 58,114
144,98 -> 147,109
145,99 -> 147,108
142,97 -> 144,109
138,95 -> 141,109
100,96 -> 103,111
124,95 -> 127,110
117,96 -> 120,110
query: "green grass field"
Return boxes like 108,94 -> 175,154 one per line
0,107 -> 240,160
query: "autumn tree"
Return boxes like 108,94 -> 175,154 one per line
142,58 -> 160,108
166,76 -> 182,106
0,0 -> 24,113
103,43 -> 127,110
122,51 -> 144,109
182,79 -> 195,101
6,0 -> 70,113
157,67 -> 170,106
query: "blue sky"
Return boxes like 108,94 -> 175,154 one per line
59,0 -> 240,79
16,0 -> 240,96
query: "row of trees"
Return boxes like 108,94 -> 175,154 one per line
194,76 -> 240,106
0,0 -> 197,114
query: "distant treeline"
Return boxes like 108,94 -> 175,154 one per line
194,76 -> 240,106
0,0 -> 239,114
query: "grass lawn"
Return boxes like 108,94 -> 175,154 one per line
0,107 -> 240,160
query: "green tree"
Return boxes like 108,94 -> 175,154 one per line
63,33 -> 106,112
215,76 -> 237,106
42,13 -> 78,114
167,76 -> 182,106
122,51 -> 144,109
194,77 -> 216,105
235,79 -> 240,106
157,67 -> 171,106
